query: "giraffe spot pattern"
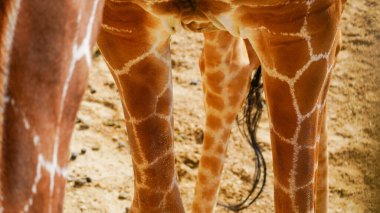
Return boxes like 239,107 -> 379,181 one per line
205,114 -> 223,131
200,155 -> 222,176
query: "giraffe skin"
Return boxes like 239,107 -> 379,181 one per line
0,0 -> 104,212
97,0 -> 344,212
0,0 -> 345,212
98,3 -> 184,212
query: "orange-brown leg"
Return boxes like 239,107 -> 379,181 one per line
314,29 -> 341,212
244,2 -> 342,212
0,0 -> 103,212
192,31 -> 259,212
97,2 -> 184,213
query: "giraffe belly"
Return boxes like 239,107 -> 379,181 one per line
149,0 -> 226,33
108,0 -> 308,35
179,13 -> 219,33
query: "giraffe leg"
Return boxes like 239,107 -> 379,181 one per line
97,2 -> 184,213
192,31 -> 259,213
315,105 -> 328,213
242,2 -> 342,212
315,29 -> 341,213
0,0 -> 103,212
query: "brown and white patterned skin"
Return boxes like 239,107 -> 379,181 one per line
0,0 -> 104,212
192,31 -> 260,212
1,0 -> 345,212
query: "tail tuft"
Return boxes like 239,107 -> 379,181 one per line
218,66 -> 267,211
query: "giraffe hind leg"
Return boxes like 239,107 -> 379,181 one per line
192,31 -> 261,213
242,1 -> 342,212
97,2 -> 184,212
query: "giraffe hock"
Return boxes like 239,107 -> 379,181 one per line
219,66 -> 267,211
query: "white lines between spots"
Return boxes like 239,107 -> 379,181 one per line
113,45 -> 157,75
261,1 -> 340,211
101,24 -> 132,34
46,0 -> 101,208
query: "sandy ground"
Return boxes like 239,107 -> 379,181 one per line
64,1 -> 380,212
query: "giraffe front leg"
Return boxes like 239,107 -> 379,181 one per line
97,2 -> 184,213
0,1 -> 103,212
192,31 -> 259,213
243,1 -> 342,212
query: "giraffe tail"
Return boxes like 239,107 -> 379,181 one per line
219,66 -> 267,211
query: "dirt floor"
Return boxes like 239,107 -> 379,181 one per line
64,1 -> 380,212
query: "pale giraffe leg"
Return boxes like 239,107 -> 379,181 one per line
192,31 -> 260,213
243,2 -> 342,212
0,0 -> 103,212
97,2 -> 184,213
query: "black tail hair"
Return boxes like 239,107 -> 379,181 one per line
218,66 -> 266,211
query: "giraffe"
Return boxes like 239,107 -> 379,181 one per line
0,0 -> 104,212
0,0 -> 345,213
